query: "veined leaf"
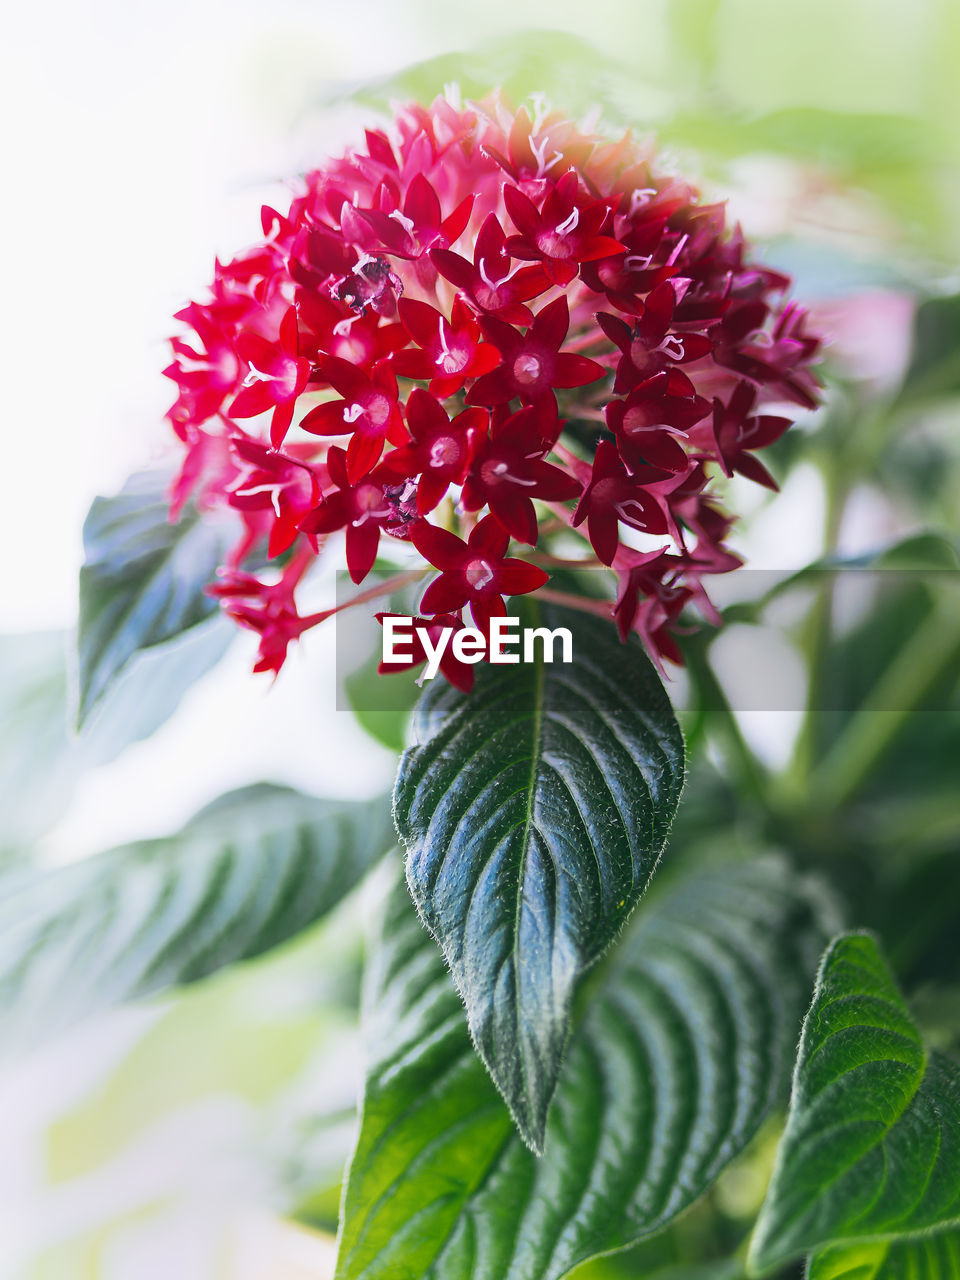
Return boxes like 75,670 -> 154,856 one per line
393,601 -> 685,1151
749,933 -> 960,1274
335,856 -> 836,1280
0,784 -> 392,1054
808,1232 -> 960,1280
77,468 -> 236,725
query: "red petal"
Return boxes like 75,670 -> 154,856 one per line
503,184 -> 541,238
588,507 -> 620,566
497,557 -> 550,595
346,427 -> 386,482
552,353 -> 606,388
315,354 -> 371,401
300,399 -> 352,436
345,519 -> 380,584
411,520 -> 467,569
530,295 -> 569,351
421,573 -> 470,615
490,491 -> 538,545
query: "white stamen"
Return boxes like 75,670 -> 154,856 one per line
624,253 -> 654,271
389,209 -> 415,233
655,335 -> 686,361
437,316 -> 453,359
343,403 -> 364,424
555,207 -> 580,236
242,360 -> 276,386
529,133 -> 563,179
333,315 -> 360,337
629,188 -> 657,217
235,482 -> 284,519
529,92 -> 549,134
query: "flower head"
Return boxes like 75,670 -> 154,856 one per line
165,94 -> 821,681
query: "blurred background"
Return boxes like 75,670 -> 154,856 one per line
2,0 -> 959,1275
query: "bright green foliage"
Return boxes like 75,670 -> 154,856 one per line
0,784 -> 392,1054
335,856 -> 834,1280
394,602 -> 685,1151
750,934 -> 960,1273
77,469 -> 234,724
809,1233 -> 960,1280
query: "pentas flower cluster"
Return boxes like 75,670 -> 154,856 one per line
165,95 -> 821,688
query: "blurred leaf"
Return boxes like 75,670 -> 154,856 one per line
335,856 -> 835,1280
77,468 -> 235,725
897,294 -> 960,407
808,1233 -> 960,1280
749,933 -> 960,1274
312,29 -> 650,122
0,783 -> 392,1055
394,601 -> 685,1152
344,653 -> 419,753
0,622 -> 231,856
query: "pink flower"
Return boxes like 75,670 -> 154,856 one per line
164,94 -> 822,680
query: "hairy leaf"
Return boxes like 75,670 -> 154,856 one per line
394,601 -> 685,1150
336,856 -> 835,1280
749,933 -> 960,1274
809,1233 -> 960,1280
0,784 -> 392,1054
77,468 -> 235,725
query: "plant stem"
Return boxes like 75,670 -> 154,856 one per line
804,590 -> 960,813
535,588 -> 614,618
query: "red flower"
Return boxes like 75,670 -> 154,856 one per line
432,213 -> 550,325
503,170 -> 624,286
228,306 -> 312,449
597,281 -> 714,393
226,437 -> 320,558
299,356 -> 405,482
461,403 -> 581,545
392,297 -> 500,398
376,611 -> 476,692
164,97 -> 822,681
298,447 -> 394,583
380,389 -> 486,514
207,554 -> 327,676
412,515 -> 548,630
572,440 -> 670,565
606,370 -> 711,473
709,381 -> 793,490
467,296 -> 606,408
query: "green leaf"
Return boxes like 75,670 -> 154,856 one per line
393,601 -> 685,1151
808,1233 -> 960,1280
749,933 -> 960,1274
336,855 -> 836,1280
0,784 -> 392,1055
77,468 -> 236,725
312,30 -> 651,125
0,624 -> 232,856
897,293 -> 960,407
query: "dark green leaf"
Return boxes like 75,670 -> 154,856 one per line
749,933 -> 960,1274
77,468 -> 236,725
393,601 -> 685,1150
808,1232 -> 960,1280
336,855 -> 836,1280
0,784 -> 392,1055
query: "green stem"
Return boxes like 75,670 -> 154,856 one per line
805,590 -> 960,813
683,634 -> 769,807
